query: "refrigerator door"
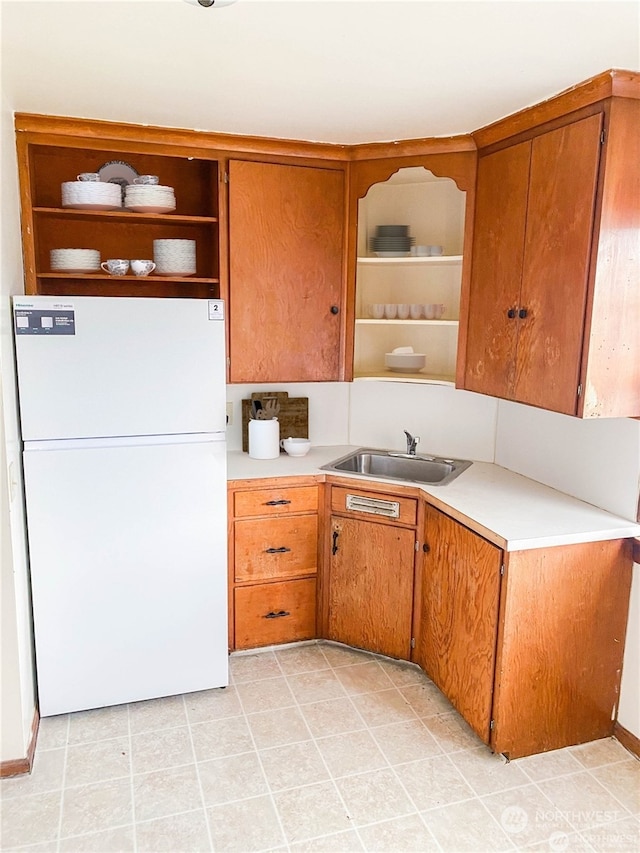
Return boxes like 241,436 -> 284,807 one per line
24,435 -> 228,716
13,296 -> 227,441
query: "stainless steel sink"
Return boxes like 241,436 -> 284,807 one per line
321,448 -> 472,487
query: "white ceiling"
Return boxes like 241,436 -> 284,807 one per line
1,0 -> 638,144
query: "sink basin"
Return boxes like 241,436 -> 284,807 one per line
321,448 -> 472,486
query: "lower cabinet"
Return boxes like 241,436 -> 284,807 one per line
325,485 -> 418,660
228,480 -> 320,651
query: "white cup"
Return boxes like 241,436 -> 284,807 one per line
133,175 -> 159,185
397,304 -> 410,319
130,259 -> 156,277
427,245 -> 444,256
280,437 -> 311,457
423,303 -> 436,320
384,304 -> 397,319
433,303 -> 446,319
410,245 -> 430,257
77,172 -> 101,182
370,303 -> 385,319
410,304 -> 423,319
100,259 -> 129,276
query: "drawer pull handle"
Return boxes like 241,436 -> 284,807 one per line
263,610 -> 291,619
265,547 -> 291,554
265,499 -> 291,506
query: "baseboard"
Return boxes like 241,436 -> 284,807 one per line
0,707 -> 39,778
614,720 -> 640,759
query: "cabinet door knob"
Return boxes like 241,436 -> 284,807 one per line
265,547 -> 291,554
330,305 -> 340,315
507,308 -> 517,319
263,610 -> 290,619
518,308 -> 528,319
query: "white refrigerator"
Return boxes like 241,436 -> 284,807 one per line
13,296 -> 229,716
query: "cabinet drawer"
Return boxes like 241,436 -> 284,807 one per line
234,486 -> 318,518
234,515 -> 318,582
330,486 -> 417,526
234,578 -> 317,649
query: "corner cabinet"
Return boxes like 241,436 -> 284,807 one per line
348,151 -> 476,385
458,81 -> 640,418
16,127 -> 221,300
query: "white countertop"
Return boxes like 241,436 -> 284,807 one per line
227,445 -> 640,552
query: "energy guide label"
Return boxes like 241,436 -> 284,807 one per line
14,303 -> 76,335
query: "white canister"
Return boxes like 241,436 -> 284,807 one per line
248,418 -> 280,460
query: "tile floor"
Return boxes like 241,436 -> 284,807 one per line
1,641 -> 639,852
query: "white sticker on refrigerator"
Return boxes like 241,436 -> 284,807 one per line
208,300 -> 224,321
14,306 -> 76,335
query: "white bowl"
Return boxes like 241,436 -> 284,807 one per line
384,352 -> 426,373
281,437 -> 311,457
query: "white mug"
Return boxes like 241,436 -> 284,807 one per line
397,304 -> 410,319
130,259 -> 156,277
100,259 -> 129,276
77,172 -> 101,182
133,175 -> 159,185
384,304 -> 397,319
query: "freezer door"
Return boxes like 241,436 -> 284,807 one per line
24,436 -> 228,715
13,296 -> 227,440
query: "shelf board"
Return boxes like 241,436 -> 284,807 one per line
357,255 -> 462,266
354,371 -> 456,385
356,319 -> 459,327
33,207 -> 218,225
39,273 -> 218,284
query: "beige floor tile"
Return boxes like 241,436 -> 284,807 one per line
260,740 -> 329,791
370,718 -> 441,765
399,681 -> 455,717
482,782 -> 574,847
273,781 -> 351,843
589,759 -> 640,814
275,643 -> 331,675
229,651 -> 281,683
286,670 -> 347,705
336,768 -> 414,826
452,745 -> 531,796
67,705 -> 129,745
236,676 -> 295,714
569,737 -> 633,769
127,694 -> 187,734
350,688 -> 417,727
131,725 -> 193,775
334,662 -> 395,695
289,828 -> 364,851
581,816 -> 640,852
36,714 -> 69,750
136,810 -> 211,852
246,706 -> 311,749
393,754 -> 475,811
1,748 -> 65,798
423,711 -> 485,753
299,697 -> 364,739
207,794 -> 285,851
132,764 -> 202,823
198,751 -> 268,805
59,825 -> 135,852
65,737 -> 131,787
375,658 -> 428,689
184,686 -> 242,724
358,814 -> 439,852
423,797 -> 513,851
515,746 -> 584,782
60,778 -> 132,838
316,729 -> 387,779
0,790 -> 61,848
190,715 -> 253,760
537,771 -> 631,831
320,643 -> 376,668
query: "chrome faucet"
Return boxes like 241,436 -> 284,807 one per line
404,430 -> 420,455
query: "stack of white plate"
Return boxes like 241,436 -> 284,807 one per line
124,185 -> 176,214
50,248 -> 101,273
61,181 -> 122,211
153,239 -> 196,276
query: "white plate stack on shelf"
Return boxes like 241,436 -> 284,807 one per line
369,224 -> 414,257
124,185 -> 176,214
153,239 -> 196,276
61,181 -> 122,211
50,248 -> 101,273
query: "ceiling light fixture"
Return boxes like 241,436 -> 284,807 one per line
183,0 -> 239,8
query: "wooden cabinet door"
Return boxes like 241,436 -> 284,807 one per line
228,160 -> 345,383
327,516 -> 415,660
514,113 -> 602,414
463,141 -> 530,399
414,506 -> 502,744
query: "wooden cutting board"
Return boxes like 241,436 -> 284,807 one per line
241,392 -> 309,452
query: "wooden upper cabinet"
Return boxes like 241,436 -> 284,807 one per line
227,160 -> 345,383
459,92 -> 640,418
